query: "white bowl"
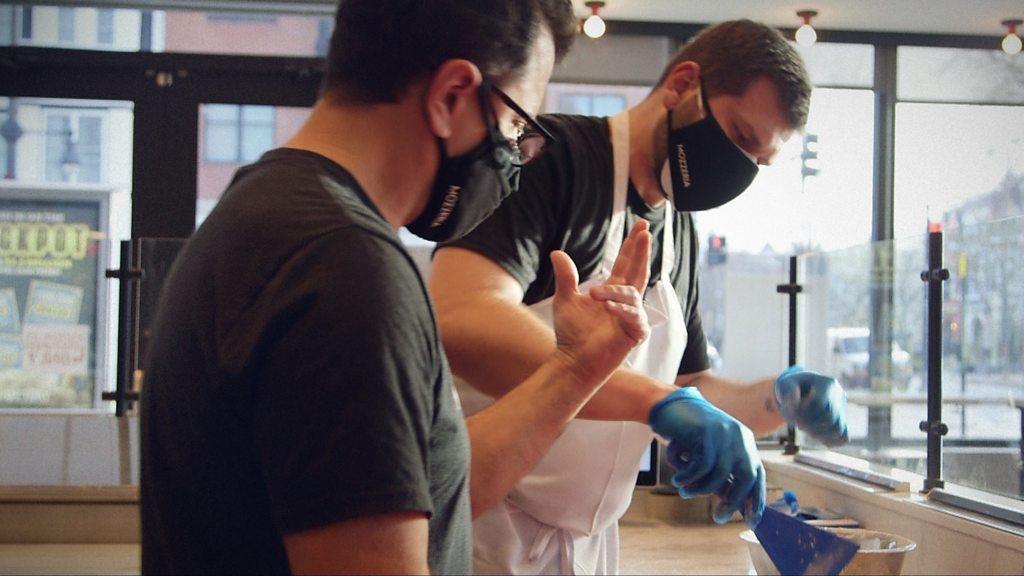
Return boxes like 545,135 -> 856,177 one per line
740,527 -> 917,576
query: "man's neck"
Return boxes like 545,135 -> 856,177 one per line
626,101 -> 669,209
283,98 -> 434,231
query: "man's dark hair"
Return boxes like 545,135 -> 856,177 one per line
323,0 -> 576,103
655,20 -> 812,129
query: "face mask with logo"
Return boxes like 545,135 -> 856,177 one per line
659,84 -> 759,212
406,82 -> 520,242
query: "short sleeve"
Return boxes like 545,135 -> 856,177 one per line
677,220 -> 710,375
678,290 -> 711,375
437,135 -> 567,292
246,230 -> 439,535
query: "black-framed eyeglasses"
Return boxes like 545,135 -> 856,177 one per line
484,82 -> 556,166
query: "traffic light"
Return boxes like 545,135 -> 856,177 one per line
801,133 -> 820,179
708,234 -> 727,265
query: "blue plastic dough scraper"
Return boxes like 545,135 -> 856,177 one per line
754,507 -> 860,575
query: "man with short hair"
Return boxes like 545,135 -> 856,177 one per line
430,19 -> 850,574
141,1 -> 661,574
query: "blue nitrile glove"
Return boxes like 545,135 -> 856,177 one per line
775,365 -> 849,447
648,387 -> 766,527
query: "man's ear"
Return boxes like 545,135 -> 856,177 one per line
660,61 -> 701,110
423,59 -> 483,139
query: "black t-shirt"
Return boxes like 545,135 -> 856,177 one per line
141,149 -> 471,575
442,114 -> 709,375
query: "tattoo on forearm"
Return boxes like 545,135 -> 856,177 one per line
764,397 -> 777,413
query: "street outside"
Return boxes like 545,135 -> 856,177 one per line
846,368 -> 1022,440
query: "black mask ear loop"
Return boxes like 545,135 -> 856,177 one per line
660,80 -> 709,201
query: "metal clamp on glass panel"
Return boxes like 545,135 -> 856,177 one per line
777,255 -> 803,455
919,230 -> 949,492
102,240 -> 143,418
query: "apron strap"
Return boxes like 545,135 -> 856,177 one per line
600,112 -> 631,277
605,110 -> 677,283
660,200 -> 676,279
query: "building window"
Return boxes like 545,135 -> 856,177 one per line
206,12 -> 278,24
203,104 -> 275,164
0,6 -> 13,46
44,112 -> 103,184
20,6 -> 32,40
97,9 -> 115,45
315,18 -> 331,57
58,7 -> 75,43
555,93 -> 627,117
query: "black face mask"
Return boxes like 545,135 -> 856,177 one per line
659,91 -> 759,212
406,84 -> 520,242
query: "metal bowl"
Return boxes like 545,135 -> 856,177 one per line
740,527 -> 917,575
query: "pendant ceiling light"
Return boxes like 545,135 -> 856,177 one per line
795,10 -> 818,47
583,1 -> 606,39
1002,19 -> 1023,56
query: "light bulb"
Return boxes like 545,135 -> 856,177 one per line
796,23 -> 817,46
1003,32 -> 1022,55
583,14 -> 605,39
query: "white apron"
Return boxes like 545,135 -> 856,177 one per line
456,111 -> 689,575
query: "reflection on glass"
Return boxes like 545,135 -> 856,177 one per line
942,217 -> 1023,500
800,233 -> 927,458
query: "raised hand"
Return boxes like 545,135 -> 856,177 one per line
550,220 -> 652,385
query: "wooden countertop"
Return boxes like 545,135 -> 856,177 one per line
0,522 -> 753,576
619,517 -> 754,575
0,544 -> 138,575
0,488 -> 754,576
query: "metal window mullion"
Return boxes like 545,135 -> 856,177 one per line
867,44 -> 897,451
235,104 -> 244,163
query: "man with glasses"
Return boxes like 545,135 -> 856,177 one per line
141,2 -> 660,574
431,20 -> 850,574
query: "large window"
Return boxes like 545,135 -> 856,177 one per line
693,44 -> 876,385
892,46 -> 1024,500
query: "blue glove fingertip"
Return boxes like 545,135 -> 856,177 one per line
712,500 -> 736,524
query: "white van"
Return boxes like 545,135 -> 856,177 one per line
826,327 -> 912,389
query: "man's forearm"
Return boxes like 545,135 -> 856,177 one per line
465,349 -> 612,518
437,293 -> 672,423
683,372 -> 786,436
